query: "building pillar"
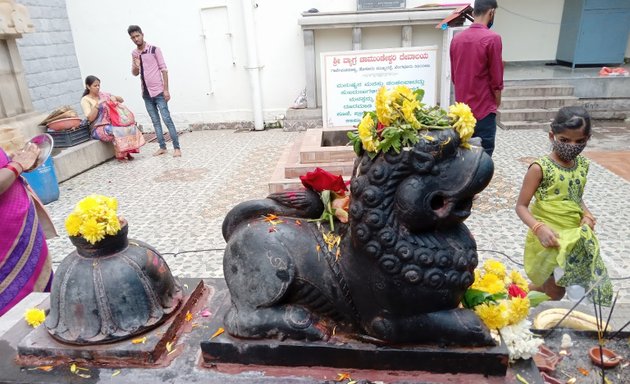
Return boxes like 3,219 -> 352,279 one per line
303,29 -> 317,109
352,27 -> 362,50
402,25 -> 412,47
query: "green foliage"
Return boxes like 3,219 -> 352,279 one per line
526,291 -> 550,307
415,105 -> 450,127
462,289 -> 507,309
347,131 -> 362,156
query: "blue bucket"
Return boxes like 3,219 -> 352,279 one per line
22,156 -> 60,204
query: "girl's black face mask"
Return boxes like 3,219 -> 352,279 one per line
551,138 -> 587,162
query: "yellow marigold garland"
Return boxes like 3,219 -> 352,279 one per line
507,297 -> 531,325
448,102 -> 476,148
474,301 -> 509,330
349,85 -> 476,157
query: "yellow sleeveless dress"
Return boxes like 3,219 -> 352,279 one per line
523,155 -> 612,305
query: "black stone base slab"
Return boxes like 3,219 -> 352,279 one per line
201,285 -> 510,376
16,280 -> 208,368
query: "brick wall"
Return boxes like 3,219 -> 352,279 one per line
15,0 -> 83,115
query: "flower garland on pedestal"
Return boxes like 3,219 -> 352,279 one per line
64,194 -> 121,244
463,260 -> 550,361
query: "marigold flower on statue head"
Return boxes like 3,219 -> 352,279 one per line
474,302 -> 509,330
80,218 -> 106,244
400,98 -> 421,129
357,113 -> 378,152
448,102 -> 476,148
65,212 -> 82,236
507,297 -> 530,325
105,211 -> 122,236
24,308 -> 46,327
375,86 -> 397,126
66,195 -> 120,244
76,196 -> 101,217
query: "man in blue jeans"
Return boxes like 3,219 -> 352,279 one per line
128,25 -> 181,157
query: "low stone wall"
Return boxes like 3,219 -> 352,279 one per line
579,98 -> 630,120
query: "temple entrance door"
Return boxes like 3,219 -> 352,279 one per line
200,5 -> 251,110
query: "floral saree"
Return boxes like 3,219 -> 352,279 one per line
0,149 -> 53,316
91,92 -> 145,159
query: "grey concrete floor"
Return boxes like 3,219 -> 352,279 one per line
43,126 -> 630,303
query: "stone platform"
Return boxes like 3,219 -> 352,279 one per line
201,288 -> 510,376
0,278 -> 543,384
15,281 -> 208,368
269,128 -> 355,193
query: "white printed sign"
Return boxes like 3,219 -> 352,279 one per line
321,46 -> 437,129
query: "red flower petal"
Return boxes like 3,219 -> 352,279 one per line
299,167 -> 347,195
507,283 -> 527,298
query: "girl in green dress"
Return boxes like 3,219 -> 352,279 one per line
515,106 -> 612,305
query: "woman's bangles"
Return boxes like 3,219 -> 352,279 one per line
3,162 -> 23,178
582,214 -> 597,225
531,222 -> 545,235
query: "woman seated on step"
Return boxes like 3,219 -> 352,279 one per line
80,75 -> 145,161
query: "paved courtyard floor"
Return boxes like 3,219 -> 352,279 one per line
44,125 -> 630,303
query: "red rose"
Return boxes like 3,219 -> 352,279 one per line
508,283 -> 527,298
300,167 -> 347,195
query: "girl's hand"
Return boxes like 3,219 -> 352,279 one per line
535,224 -> 560,248
581,215 -> 596,230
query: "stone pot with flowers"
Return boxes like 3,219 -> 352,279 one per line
45,195 -> 183,345
220,86 -> 497,346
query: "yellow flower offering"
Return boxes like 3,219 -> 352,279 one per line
349,85 -> 476,158
447,102 -> 476,148
507,296 -> 531,325
65,195 -> 121,244
24,308 -> 46,327
482,259 -> 507,280
474,301 -> 509,330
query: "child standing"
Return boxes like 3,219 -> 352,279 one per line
515,106 -> 612,305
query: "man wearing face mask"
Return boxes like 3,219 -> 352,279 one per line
450,0 -> 503,157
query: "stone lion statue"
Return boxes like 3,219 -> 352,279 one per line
221,129 -> 494,346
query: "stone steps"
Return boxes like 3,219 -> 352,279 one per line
500,95 -> 578,110
498,108 -> 559,123
269,128 -> 354,193
283,108 -> 323,132
498,84 -> 578,130
498,121 -> 550,131
502,85 -> 575,97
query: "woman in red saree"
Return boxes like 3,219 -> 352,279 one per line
80,75 -> 145,161
0,145 -> 54,316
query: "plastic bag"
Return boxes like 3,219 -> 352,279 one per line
291,89 -> 308,109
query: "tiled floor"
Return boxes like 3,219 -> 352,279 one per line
44,125 -> 630,304
584,151 -> 630,182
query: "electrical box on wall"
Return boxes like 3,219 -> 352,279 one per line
556,0 -> 630,68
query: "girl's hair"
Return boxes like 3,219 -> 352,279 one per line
550,106 -> 591,135
82,75 -> 100,97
